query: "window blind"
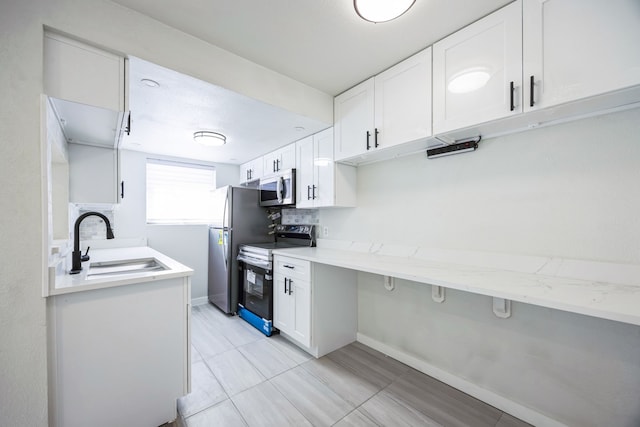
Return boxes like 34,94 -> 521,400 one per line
146,159 -> 216,224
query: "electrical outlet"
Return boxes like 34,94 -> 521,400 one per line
322,226 -> 329,237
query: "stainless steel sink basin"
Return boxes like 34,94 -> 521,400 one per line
87,258 -> 168,278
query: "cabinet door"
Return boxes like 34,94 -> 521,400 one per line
313,128 -> 335,207
290,279 -> 311,348
44,32 -> 125,112
334,78 -> 375,161
273,274 -> 293,333
433,0 -> 522,134
263,151 -> 279,175
251,158 -> 264,181
279,143 -> 296,171
239,158 -> 263,183
68,144 -> 117,203
239,162 -> 252,183
523,0 -> 640,111
374,48 -> 432,149
295,136 -> 315,208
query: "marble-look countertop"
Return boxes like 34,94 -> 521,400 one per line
273,240 -> 640,326
49,246 -> 193,296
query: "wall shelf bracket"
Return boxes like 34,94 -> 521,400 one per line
492,297 -> 512,319
383,276 -> 395,291
431,285 -> 445,303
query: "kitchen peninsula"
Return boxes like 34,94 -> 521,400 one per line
47,245 -> 192,427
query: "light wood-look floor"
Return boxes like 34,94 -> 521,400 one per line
179,303 -> 532,427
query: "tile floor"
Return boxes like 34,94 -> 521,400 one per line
178,303 -> 532,427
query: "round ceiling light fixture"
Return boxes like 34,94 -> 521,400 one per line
354,0 -> 416,23
140,78 -> 160,88
193,131 -> 227,147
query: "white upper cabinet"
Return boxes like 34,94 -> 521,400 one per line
433,0 -> 640,141
44,32 -> 126,112
334,78 -> 375,161
68,144 -> 119,204
296,136 -> 315,208
296,128 -> 356,209
313,129 -> 338,207
334,47 -> 432,163
374,48 -> 432,150
523,0 -> 640,111
44,32 -> 128,204
239,157 -> 263,184
433,0 -> 522,135
263,143 -> 296,175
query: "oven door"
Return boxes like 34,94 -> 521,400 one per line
239,261 -> 273,320
259,169 -> 296,207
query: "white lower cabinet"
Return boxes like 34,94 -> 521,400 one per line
273,254 -> 357,357
47,277 -> 191,427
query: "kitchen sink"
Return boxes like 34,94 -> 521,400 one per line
87,258 -> 168,278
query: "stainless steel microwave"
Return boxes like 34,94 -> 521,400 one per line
259,169 -> 296,207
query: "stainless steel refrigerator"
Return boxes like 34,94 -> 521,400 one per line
208,186 -> 273,313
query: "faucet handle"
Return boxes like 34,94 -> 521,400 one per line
80,246 -> 91,262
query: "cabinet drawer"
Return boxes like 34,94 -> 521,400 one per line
274,256 -> 310,280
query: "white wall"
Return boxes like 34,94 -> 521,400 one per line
115,149 -> 239,302
320,108 -> 640,426
0,1 -> 331,425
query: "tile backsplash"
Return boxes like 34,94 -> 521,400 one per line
282,208 -> 319,225
70,203 -> 116,241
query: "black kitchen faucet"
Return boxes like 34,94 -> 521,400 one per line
69,212 -> 114,274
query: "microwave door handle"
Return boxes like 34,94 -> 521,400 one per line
277,176 -> 284,204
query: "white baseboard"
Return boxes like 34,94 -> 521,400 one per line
356,333 -> 566,427
191,296 -> 209,306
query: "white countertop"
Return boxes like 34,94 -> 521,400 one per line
273,241 -> 640,326
49,246 -> 193,296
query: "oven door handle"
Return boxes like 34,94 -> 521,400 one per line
237,254 -> 272,270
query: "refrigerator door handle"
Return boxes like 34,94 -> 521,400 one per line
222,189 -> 229,229
222,230 -> 228,268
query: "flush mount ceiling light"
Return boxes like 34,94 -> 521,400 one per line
193,131 -> 226,147
354,0 -> 416,23
448,68 -> 492,94
140,78 -> 160,88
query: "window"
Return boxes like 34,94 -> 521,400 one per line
146,159 -> 216,224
